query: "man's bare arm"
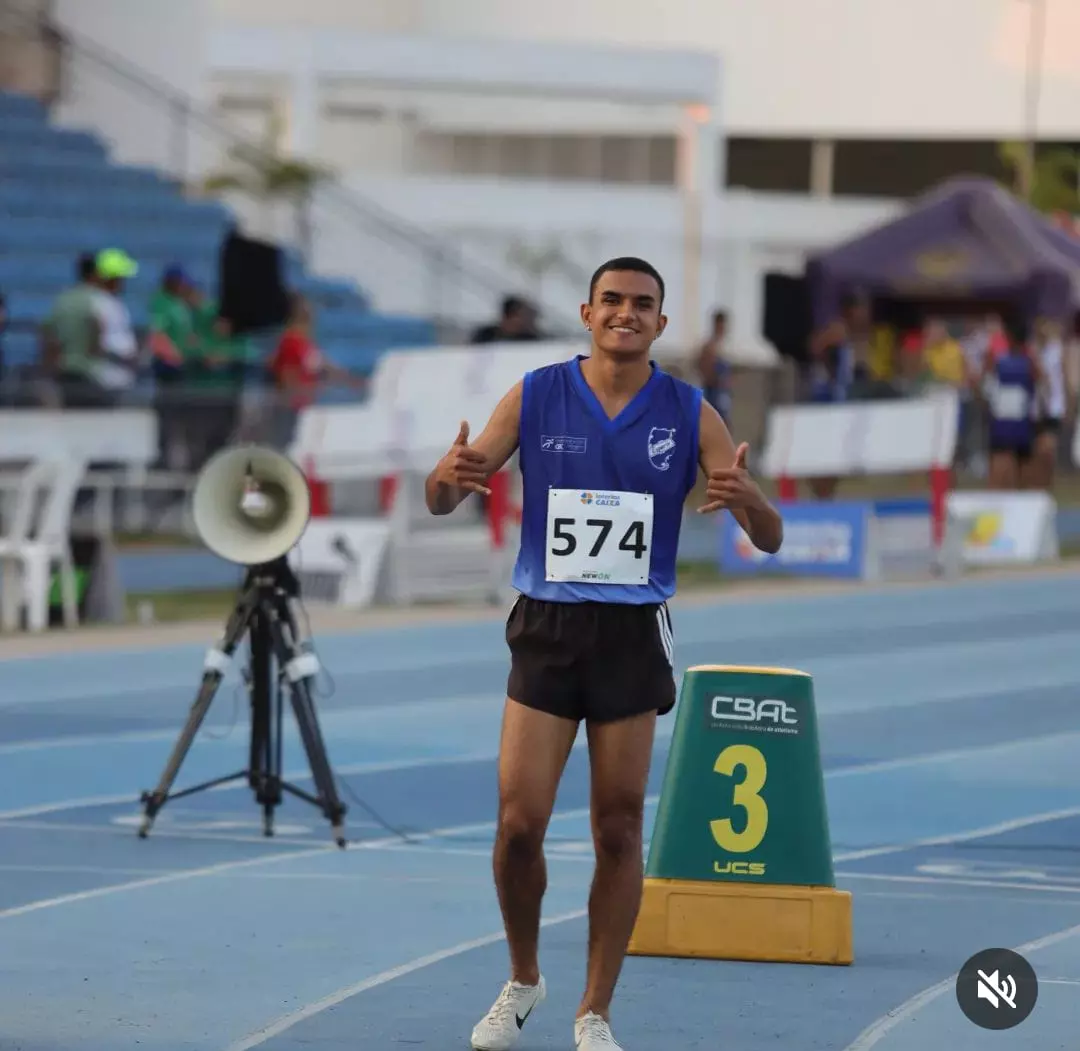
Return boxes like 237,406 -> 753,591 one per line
696,398 -> 783,554
425,380 -> 523,516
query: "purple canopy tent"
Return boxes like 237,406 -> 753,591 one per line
805,176 -> 1080,328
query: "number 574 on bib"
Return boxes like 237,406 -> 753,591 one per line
544,488 -> 653,585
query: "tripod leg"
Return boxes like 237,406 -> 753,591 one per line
247,605 -> 281,837
269,604 -> 348,847
138,592 -> 256,838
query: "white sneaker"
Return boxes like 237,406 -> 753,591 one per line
575,1012 -> 623,1050
470,975 -> 546,1050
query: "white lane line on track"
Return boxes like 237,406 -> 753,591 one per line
0,749 -> 499,820
6,791 -> 1079,925
832,805 -> 1080,863
222,907 -> 589,1051
834,871 -> 1080,896
219,805 -> 1080,1051
0,800 -> 626,923
6,726 -> 1080,824
841,921 -> 1080,1050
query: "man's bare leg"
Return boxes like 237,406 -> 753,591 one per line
577,709 -> 657,1021
493,697 -> 578,984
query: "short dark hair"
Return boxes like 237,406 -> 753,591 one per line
501,295 -> 529,318
77,252 -> 97,281
588,257 -> 665,307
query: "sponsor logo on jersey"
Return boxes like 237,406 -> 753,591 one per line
647,427 -> 676,471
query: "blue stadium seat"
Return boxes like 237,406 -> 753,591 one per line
1,329 -> 39,370
0,92 -> 47,119
0,89 -> 437,379
0,125 -> 106,158
0,184 -> 230,225
0,109 -> 49,129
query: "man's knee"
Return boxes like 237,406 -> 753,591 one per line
592,798 -> 645,861
496,802 -> 548,860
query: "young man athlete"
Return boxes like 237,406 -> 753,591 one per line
425,257 -> 784,1051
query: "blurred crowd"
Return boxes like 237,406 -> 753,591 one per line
0,249 -> 364,474
790,292 -> 1077,494
7,252 -> 1078,502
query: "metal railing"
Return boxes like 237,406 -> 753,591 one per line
0,0 -> 580,333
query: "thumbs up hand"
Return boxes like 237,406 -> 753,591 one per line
698,441 -> 763,514
435,419 -> 492,496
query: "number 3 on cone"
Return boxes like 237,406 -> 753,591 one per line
710,744 -> 769,853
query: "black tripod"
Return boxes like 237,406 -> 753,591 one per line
138,557 -> 348,847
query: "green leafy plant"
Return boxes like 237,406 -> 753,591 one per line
202,108 -> 332,200
998,141 -> 1080,214
202,147 -> 331,199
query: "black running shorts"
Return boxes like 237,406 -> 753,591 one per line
505,594 -> 677,724
988,438 -> 1033,461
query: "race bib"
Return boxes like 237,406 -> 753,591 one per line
989,382 -> 1030,421
545,488 -> 653,585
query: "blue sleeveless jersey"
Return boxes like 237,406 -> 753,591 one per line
511,356 -> 702,604
988,353 -> 1035,446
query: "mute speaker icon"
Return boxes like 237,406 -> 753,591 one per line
976,969 -> 1017,1009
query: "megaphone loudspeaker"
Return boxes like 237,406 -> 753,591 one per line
192,444 -> 312,566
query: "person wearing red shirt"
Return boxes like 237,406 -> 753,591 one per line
266,293 -> 365,447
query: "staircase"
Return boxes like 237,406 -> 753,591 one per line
0,89 -> 437,383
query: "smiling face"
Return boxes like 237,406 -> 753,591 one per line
582,268 -> 667,358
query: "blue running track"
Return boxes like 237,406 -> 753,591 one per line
0,572 -> 1078,1050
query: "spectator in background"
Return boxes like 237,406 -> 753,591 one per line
39,252 -> 105,407
961,314 -> 1009,372
39,249 -> 142,408
807,306 -> 856,404
809,292 -> 880,400
920,318 -> 972,471
980,326 -> 1042,490
147,265 -> 201,471
1031,317 -> 1070,490
920,318 -> 967,389
956,314 -> 1009,472
471,295 -> 541,343
147,265 -> 197,370
86,248 -> 142,405
265,292 -> 366,449
184,281 -> 249,468
695,309 -> 732,423
803,294 -> 873,499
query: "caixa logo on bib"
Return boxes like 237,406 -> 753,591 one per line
706,695 -> 800,735
579,491 -> 622,507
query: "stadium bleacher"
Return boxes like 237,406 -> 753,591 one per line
0,89 -> 438,381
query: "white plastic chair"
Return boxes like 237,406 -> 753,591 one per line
0,459 -> 85,632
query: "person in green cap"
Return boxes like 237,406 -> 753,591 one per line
40,249 -> 142,407
88,247 -> 142,403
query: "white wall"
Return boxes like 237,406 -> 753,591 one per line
52,0 -> 213,177
417,0 -> 1080,139
212,0 -> 420,32
207,0 -> 1080,140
